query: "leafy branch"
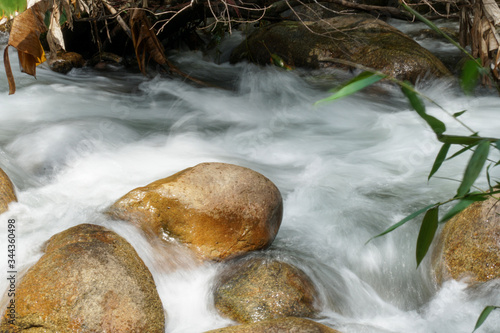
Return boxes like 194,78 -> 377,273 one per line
315,2 -> 500,330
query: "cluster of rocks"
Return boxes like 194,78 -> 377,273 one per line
0,163 -> 334,332
1,161 -> 499,332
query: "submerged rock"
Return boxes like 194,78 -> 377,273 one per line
49,51 -> 85,74
213,258 -> 320,323
0,167 -> 16,214
432,195 -> 500,284
0,224 -> 165,332
230,15 -> 451,83
107,162 -> 283,261
204,317 -> 342,333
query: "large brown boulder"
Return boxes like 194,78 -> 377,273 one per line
432,195 -> 500,285
0,224 -> 165,333
230,15 -> 451,83
0,167 -> 16,214
213,258 -> 320,324
204,317 -> 342,333
107,162 -> 283,261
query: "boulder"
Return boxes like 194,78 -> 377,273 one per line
230,15 -> 451,83
0,224 -> 165,332
213,258 -> 319,323
204,317 -> 342,333
49,51 -> 85,74
432,195 -> 500,285
107,162 -> 283,261
0,167 -> 16,214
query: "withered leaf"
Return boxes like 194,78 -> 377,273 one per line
130,9 -> 166,75
4,0 -> 49,94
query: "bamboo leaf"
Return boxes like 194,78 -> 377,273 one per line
438,134 -> 497,146
472,306 -> 500,332
416,207 -> 439,267
401,83 -> 446,135
315,71 -> 386,105
456,140 -> 490,197
446,142 -> 479,160
461,59 -> 481,95
366,203 -> 436,244
486,164 -> 494,193
429,143 -> 450,180
440,194 -> 488,223
453,110 -> 467,118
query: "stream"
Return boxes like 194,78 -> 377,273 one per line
1,24 -> 500,333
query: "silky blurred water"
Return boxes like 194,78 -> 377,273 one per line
0,29 -> 500,332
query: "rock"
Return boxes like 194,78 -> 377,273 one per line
107,162 -> 283,261
230,15 -> 451,83
49,51 -> 85,74
0,224 -> 165,332
432,195 -> 500,285
204,317 -> 342,333
213,258 -> 319,324
0,167 -> 16,215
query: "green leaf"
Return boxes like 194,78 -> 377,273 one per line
440,195 -> 487,223
446,141 -> 479,160
473,306 -> 500,332
495,139 -> 500,151
461,59 -> 481,95
486,164 -> 493,193
401,83 -> 446,135
438,134 -> 497,146
429,143 -> 450,180
416,207 -> 439,267
366,203 -> 436,244
453,110 -> 467,118
456,140 -> 490,197
315,71 -> 386,105
0,0 -> 26,17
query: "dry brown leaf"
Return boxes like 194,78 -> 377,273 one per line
4,47 -> 16,95
130,9 -> 167,75
4,0 -> 49,94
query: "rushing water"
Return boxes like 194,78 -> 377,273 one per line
1,27 -> 500,333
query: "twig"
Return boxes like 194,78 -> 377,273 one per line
102,0 -> 132,38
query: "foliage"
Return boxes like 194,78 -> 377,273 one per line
317,1 -> 500,330
0,0 -> 26,18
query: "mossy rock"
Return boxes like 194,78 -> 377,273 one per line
213,258 -> 319,323
0,167 -> 16,215
230,15 -> 451,83
204,317 -> 342,333
432,195 -> 500,285
107,162 -> 283,261
0,224 -> 165,332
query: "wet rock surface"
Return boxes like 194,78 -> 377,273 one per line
0,167 -> 16,214
0,223 -> 165,332
203,316 -> 342,333
213,257 -> 320,323
432,195 -> 500,284
108,162 -> 283,261
230,15 -> 451,83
